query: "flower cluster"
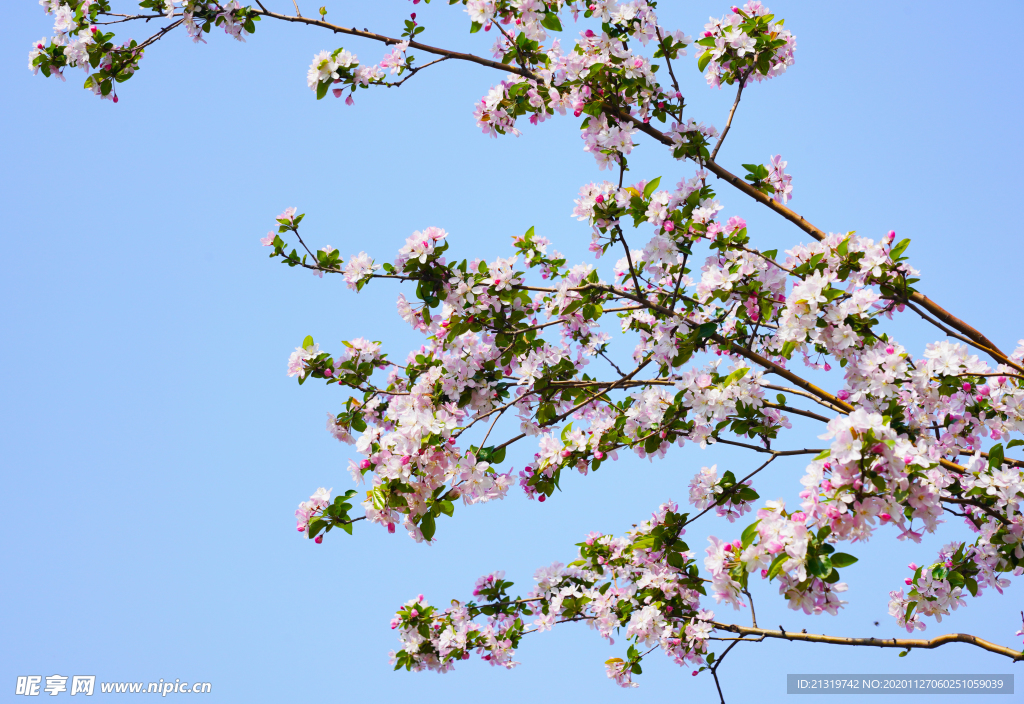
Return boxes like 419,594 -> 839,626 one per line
390,501 -> 718,682
688,464 -> 759,522
695,2 -> 796,88
306,40 -> 412,103
30,1 -> 260,100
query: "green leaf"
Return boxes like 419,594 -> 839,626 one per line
491,446 -> 507,464
988,443 -> 1005,469
904,601 -> 917,622
302,335 -> 314,348
766,552 -> 787,581
307,519 -> 326,539
947,571 -> 965,588
1006,439 -> 1024,450
829,553 -> 858,569
741,520 -> 761,549
735,487 -> 759,502
316,80 -> 329,100
697,50 -> 713,73
889,238 -> 911,260
722,367 -> 750,386
806,553 -> 832,579
420,513 -> 436,541
632,535 -> 657,551
470,21 -> 482,33
643,176 -> 661,199
540,11 -> 562,32
965,576 -> 979,597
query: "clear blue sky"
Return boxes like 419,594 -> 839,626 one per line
2,1 -> 1021,702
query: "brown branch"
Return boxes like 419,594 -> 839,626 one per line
252,9 -> 534,78
713,622 -> 1024,662
710,66 -> 754,161
127,18 -> 184,53
762,383 -> 847,414
597,111 -> 1020,375
762,401 -> 830,423
955,449 -> 1024,469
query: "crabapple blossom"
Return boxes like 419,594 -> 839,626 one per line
34,0 -> 1024,692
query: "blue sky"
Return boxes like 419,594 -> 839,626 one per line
2,1 -> 1022,702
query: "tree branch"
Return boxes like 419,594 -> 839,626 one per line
252,9 -> 534,78
710,66 -> 754,161
713,622 -> 1024,661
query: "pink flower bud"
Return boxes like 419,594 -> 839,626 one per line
887,230 -> 896,241
298,525 -> 305,532
314,535 -> 323,544
401,455 -> 412,465
595,194 -> 605,203
663,221 -> 675,232
332,88 -> 343,98
410,12 -> 416,19
791,511 -> 807,522
388,523 -> 396,534
823,362 -> 831,371
538,495 -> 546,502
978,385 -> 990,396
462,653 -> 470,660
594,451 -> 605,460
879,513 -> 891,523
871,443 -> 885,454
885,346 -> 895,355
561,450 -> 571,458
760,569 -> 768,578
692,671 -> 699,677
585,29 -> 595,37
723,543 -> 732,552
345,95 -> 354,106
904,578 -> 912,585
410,609 -> 419,618
323,368 -> 333,377
837,389 -> 850,401
908,562 -> 918,570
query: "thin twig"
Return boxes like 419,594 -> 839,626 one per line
710,66 -> 755,160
